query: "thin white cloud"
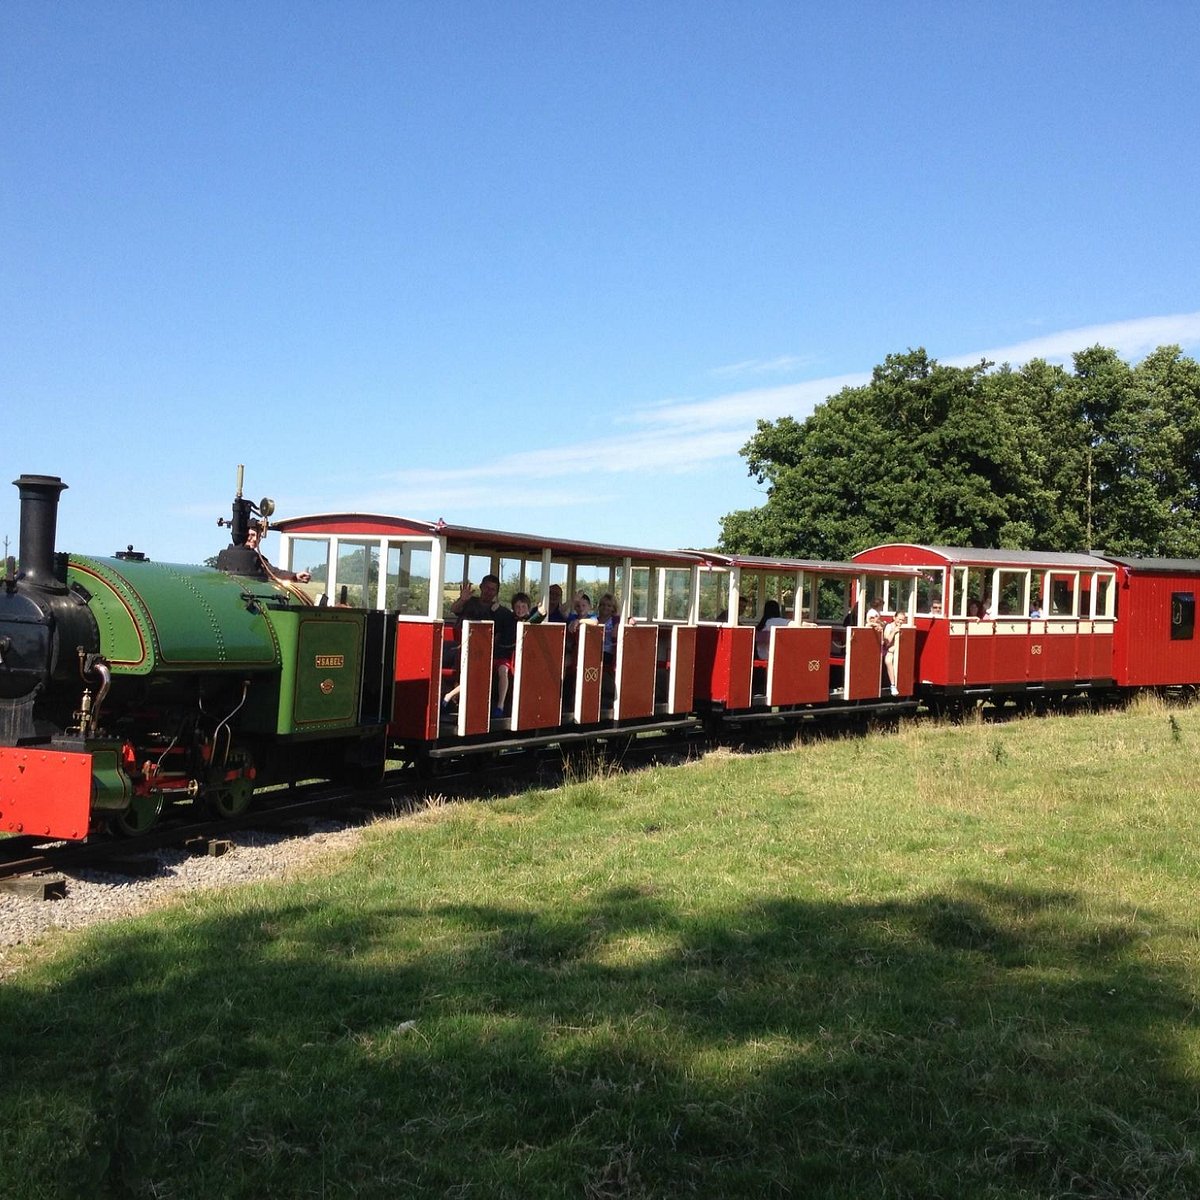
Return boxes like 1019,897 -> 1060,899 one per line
709,353 -> 820,379
306,310 -> 1200,516
944,312 -> 1200,369
630,374 -> 868,432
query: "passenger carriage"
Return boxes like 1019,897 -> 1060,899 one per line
694,553 -> 923,715
270,513 -> 927,762
272,513 -> 707,758
852,545 -> 1118,700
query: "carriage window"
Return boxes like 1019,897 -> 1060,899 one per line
289,538 -> 331,592
915,571 -> 944,616
335,540 -> 379,608
1047,573 -> 1077,618
953,567 -> 990,617
697,571 -> 729,622
996,569 -> 1029,617
1171,593 -> 1195,641
630,567 -> 656,620
814,575 -> 852,623
1093,574 -> 1115,619
950,567 -> 969,617
884,576 -> 914,614
744,572 -> 793,620
441,553 -> 462,616
498,558 -> 526,604
572,562 -> 612,609
661,568 -> 693,621
386,541 -> 432,615
444,553 -> 495,605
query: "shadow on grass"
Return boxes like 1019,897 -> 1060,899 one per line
3,881 -> 1197,1198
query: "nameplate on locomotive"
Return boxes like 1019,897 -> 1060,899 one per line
314,654 -> 345,669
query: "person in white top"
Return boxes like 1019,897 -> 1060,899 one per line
755,600 -> 792,659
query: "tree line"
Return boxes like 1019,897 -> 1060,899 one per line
719,344 -> 1200,561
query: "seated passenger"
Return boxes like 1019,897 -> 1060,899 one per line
595,593 -> 620,668
443,574 -> 517,718
451,573 -> 502,622
530,583 -> 570,623
493,593 -> 533,716
562,593 -> 596,696
716,596 -> 752,623
754,599 -> 791,660
569,592 -> 595,625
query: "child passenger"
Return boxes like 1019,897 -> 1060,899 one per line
595,593 -> 620,667
883,610 -> 908,696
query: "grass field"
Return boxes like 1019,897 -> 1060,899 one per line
3,698 -> 1200,1197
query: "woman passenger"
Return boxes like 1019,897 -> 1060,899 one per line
595,593 -> 620,668
755,599 -> 791,660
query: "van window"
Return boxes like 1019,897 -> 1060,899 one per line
1171,592 -> 1195,641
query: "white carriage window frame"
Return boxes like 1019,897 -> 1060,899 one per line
283,534 -> 333,596
1091,572 -> 1116,620
735,569 -> 803,624
1043,571 -> 1080,619
280,532 -> 446,616
386,542 -> 434,616
994,568 -> 1030,618
630,566 -> 657,621
569,561 -> 619,612
798,572 -> 816,625
882,575 -> 915,615
655,565 -> 699,624
914,570 -> 945,617
695,567 -> 730,623
811,572 -> 853,624
950,566 -> 969,618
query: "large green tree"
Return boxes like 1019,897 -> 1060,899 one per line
719,344 -> 1200,560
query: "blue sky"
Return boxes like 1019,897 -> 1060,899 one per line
3,2 -> 1199,566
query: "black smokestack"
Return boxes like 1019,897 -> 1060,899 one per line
14,475 -> 68,590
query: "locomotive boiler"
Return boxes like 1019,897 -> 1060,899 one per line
0,474 -> 393,839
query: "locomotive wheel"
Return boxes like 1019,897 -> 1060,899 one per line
207,775 -> 254,819
112,793 -> 163,836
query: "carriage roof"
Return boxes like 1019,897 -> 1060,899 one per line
273,512 -> 705,567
